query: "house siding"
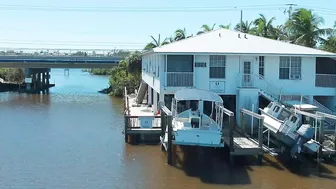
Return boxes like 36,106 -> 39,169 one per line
142,53 -> 336,107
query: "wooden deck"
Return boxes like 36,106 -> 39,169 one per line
124,90 -> 163,143
223,130 -> 263,156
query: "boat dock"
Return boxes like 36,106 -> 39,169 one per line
123,88 -> 162,144
224,108 -> 278,165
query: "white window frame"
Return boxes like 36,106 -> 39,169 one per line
209,55 -> 226,79
279,56 -> 302,80
259,56 -> 265,77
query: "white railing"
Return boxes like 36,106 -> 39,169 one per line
238,74 -> 283,101
315,74 -> 336,88
166,72 -> 193,87
280,95 -> 302,102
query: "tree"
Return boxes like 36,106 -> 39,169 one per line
6,68 -> 25,83
273,25 -> 289,41
321,21 -> 336,52
219,24 -> 231,29
253,14 -> 276,38
197,24 -> 216,35
286,8 -> 334,48
109,57 -> 141,97
234,20 -> 255,34
144,34 -> 170,50
126,53 -> 142,74
173,28 -> 187,41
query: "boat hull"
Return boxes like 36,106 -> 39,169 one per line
173,129 -> 224,148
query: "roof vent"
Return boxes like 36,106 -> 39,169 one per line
238,33 -> 241,38
244,34 -> 248,39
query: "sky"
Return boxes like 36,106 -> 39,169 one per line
0,0 -> 335,52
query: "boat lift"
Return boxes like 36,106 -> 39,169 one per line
293,108 -> 336,158
224,108 -> 279,165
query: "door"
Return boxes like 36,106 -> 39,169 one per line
243,61 -> 252,87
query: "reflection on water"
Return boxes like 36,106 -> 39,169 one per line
0,69 -> 335,189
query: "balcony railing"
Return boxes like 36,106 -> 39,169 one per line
166,72 -> 193,87
315,74 -> 336,88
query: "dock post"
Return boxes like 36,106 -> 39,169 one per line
167,115 -> 173,166
241,111 -> 245,134
124,116 -> 129,143
229,116 -> 235,167
258,118 -> 264,165
161,112 -> 166,137
318,119 -> 324,161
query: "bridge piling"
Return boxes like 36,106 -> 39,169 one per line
23,68 -> 53,93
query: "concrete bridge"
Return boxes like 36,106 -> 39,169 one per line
0,55 -> 122,68
0,48 -> 134,92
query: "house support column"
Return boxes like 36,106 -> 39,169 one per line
148,85 -> 152,105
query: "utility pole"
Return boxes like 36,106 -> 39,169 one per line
240,10 -> 243,32
285,3 -> 297,20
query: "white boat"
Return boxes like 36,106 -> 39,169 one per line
260,101 -> 321,157
162,88 -> 232,148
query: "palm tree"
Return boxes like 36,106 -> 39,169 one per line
321,21 -> 336,52
197,24 -> 216,35
234,20 -> 255,34
173,28 -> 187,41
219,24 -> 231,29
253,14 -> 276,38
144,34 -> 170,50
286,8 -> 334,48
272,25 -> 289,41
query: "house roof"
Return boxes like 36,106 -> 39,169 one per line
147,29 -> 336,57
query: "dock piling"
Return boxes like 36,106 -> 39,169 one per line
167,115 -> 173,165
258,118 -> 264,165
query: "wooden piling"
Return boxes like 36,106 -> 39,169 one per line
161,112 -> 166,137
229,116 -> 235,167
258,118 -> 264,165
124,116 -> 129,143
319,119 -> 324,158
241,111 -> 245,134
167,115 -> 173,165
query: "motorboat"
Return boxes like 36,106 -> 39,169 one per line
162,88 -> 232,148
260,102 -> 321,157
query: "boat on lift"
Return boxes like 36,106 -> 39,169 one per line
260,101 -> 321,158
161,88 -> 233,148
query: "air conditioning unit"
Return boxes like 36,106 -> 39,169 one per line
291,74 -> 301,80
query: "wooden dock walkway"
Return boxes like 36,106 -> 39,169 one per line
123,88 -> 163,144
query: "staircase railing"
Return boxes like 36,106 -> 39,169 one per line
254,74 -> 283,102
311,99 -> 335,115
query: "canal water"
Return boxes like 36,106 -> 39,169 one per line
0,69 -> 335,189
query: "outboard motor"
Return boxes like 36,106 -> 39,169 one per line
290,124 -> 315,158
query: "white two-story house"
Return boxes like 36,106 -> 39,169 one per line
140,28 -> 336,124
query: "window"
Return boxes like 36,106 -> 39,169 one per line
273,106 -> 280,113
167,55 -> 193,72
195,62 -> 206,67
209,55 -> 225,78
279,56 -> 302,80
259,56 -> 265,77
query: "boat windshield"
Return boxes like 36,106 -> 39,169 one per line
177,100 -> 198,114
277,108 -> 291,121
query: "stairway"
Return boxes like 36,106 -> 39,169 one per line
309,98 -> 336,131
135,81 -> 148,104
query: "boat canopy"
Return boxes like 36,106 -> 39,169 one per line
174,88 -> 223,103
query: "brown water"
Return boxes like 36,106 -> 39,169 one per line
0,69 -> 335,189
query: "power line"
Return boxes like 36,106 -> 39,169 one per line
0,39 -> 145,45
0,4 -> 288,12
